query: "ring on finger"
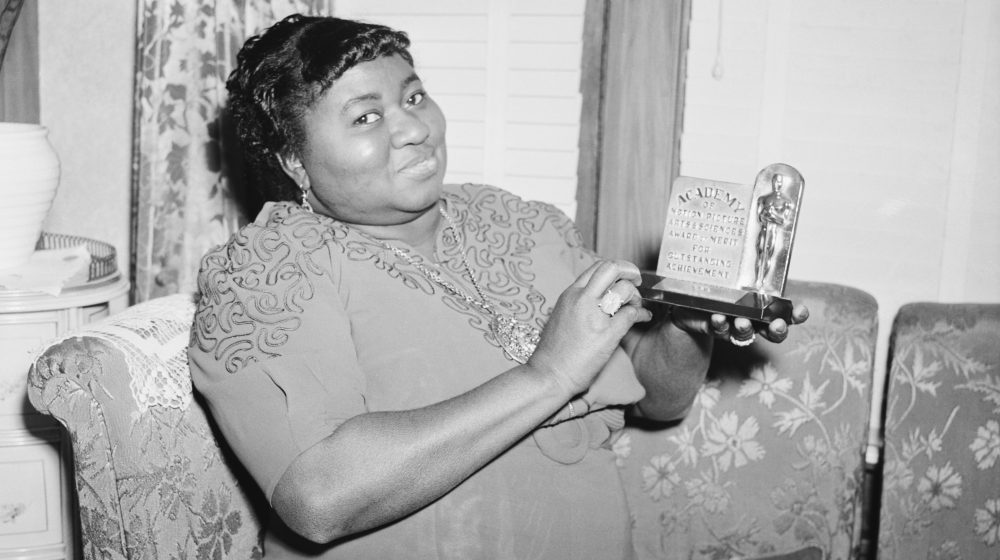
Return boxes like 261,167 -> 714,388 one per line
599,289 -> 625,316
729,331 -> 756,347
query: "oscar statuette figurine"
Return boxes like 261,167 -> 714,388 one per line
639,163 -> 804,322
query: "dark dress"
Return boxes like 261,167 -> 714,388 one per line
189,184 -> 642,559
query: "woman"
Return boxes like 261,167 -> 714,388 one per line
189,14 -> 807,559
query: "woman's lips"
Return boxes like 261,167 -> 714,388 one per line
398,155 -> 438,179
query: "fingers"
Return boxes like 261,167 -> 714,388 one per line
571,260 -> 605,289
709,313 -> 729,337
673,304 -> 810,346
760,318 -> 788,343
528,261 -> 651,395
791,304 -> 810,325
666,308 -> 725,337
574,259 -> 647,324
727,316 -> 757,346
703,314 -> 754,342
599,278 -> 641,316
608,299 -> 653,327
760,304 -> 808,343
577,259 -> 642,298
732,317 -> 754,339
598,289 -> 626,316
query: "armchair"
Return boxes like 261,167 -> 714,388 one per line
877,302 -> 1000,559
619,281 -> 879,560
27,293 -> 264,559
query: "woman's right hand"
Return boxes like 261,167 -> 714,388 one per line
526,260 -> 652,395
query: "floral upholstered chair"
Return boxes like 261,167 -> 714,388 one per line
877,303 -> 1000,560
618,281 -> 879,560
27,293 -> 264,559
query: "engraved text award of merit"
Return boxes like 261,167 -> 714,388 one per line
639,163 -> 804,323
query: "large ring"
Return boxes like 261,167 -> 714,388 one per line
599,290 -> 624,316
729,331 -> 757,347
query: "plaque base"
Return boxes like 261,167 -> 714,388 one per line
638,272 -> 794,323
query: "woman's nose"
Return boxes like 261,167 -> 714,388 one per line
390,110 -> 431,148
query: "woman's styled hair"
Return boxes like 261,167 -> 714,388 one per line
227,14 -> 413,202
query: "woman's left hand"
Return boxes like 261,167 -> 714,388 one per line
669,304 -> 810,346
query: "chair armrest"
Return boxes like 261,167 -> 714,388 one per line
27,293 -> 264,559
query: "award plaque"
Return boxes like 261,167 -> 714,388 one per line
639,163 -> 804,322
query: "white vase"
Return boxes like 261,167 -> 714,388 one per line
0,123 -> 61,271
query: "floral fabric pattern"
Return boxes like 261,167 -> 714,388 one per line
878,303 -> 1000,560
131,0 -> 331,302
27,294 -> 264,559
618,282 -> 879,560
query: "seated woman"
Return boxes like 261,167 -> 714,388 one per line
188,14 -> 807,559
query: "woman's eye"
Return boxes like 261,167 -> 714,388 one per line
407,91 -> 426,107
353,112 -> 382,126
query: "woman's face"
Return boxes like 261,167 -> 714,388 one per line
286,54 -> 447,226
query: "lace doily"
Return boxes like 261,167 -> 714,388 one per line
77,293 -> 197,412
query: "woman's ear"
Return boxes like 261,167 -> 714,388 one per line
278,153 -> 309,190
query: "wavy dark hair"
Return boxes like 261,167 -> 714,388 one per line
227,14 -> 413,203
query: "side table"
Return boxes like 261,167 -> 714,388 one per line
0,273 -> 129,560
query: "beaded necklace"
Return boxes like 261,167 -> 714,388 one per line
378,206 -> 540,363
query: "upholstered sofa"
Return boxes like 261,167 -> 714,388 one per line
27,281 -> 879,559
877,303 -> 1000,560
620,281 -> 879,560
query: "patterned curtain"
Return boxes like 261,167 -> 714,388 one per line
131,0 -> 331,302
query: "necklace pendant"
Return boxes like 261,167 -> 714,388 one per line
491,314 -> 541,364
380,207 -> 541,365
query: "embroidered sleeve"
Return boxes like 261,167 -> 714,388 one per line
532,198 -> 599,277
188,207 -> 367,501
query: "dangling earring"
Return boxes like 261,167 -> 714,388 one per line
299,184 -> 313,212
294,165 -> 313,212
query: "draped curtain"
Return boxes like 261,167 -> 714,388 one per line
131,0 -> 331,302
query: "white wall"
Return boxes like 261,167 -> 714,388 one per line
681,0 -> 1000,437
37,0 -> 136,276
683,0 -> 999,303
